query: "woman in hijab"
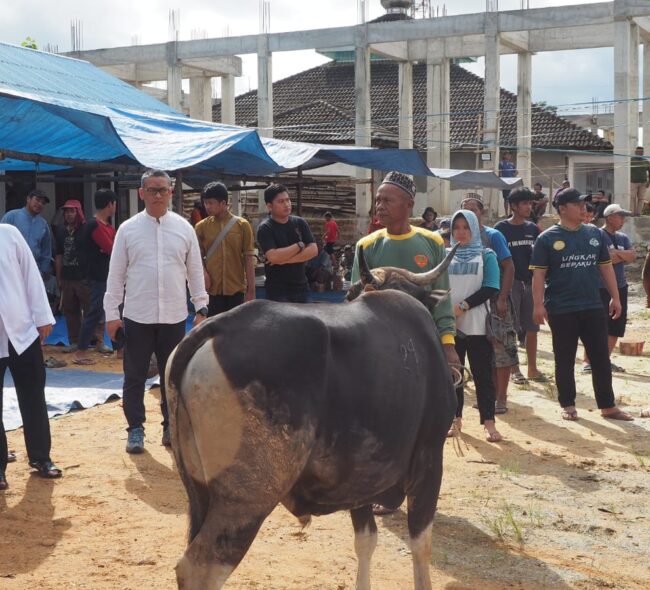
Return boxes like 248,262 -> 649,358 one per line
447,209 -> 503,442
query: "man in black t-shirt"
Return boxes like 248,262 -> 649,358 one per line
495,188 -> 544,383
73,189 -> 117,365
54,199 -> 89,349
256,184 -> 317,302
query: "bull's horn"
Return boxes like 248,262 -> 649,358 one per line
358,246 -> 375,286
404,243 -> 458,286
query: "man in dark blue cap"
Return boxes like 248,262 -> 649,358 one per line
530,188 -> 633,422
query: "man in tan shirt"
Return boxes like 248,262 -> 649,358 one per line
195,182 -> 256,316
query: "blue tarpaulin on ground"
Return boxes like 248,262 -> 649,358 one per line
0,42 -> 520,188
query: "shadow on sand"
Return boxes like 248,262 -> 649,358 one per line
0,475 -> 71,575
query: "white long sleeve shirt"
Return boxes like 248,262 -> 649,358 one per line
104,210 -> 208,325
0,225 -> 55,357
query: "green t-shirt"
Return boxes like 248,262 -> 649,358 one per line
529,223 -> 611,315
351,226 -> 455,342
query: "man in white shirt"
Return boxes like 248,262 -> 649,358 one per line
1,225 -> 62,491
104,170 -> 209,454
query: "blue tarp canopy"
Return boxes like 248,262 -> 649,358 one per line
0,42 -> 520,188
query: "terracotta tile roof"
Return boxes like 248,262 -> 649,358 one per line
214,60 -> 610,152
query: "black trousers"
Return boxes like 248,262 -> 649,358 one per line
454,335 -> 496,423
122,318 -> 186,432
0,337 -> 51,474
547,308 -> 615,409
208,292 -> 245,317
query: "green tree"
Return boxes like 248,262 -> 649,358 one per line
21,37 -> 38,49
534,100 -> 558,114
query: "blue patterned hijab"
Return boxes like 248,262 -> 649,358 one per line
450,210 -> 484,263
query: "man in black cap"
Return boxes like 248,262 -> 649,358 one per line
530,188 -> 633,421
1,189 -> 53,279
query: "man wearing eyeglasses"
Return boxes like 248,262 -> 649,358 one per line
104,170 -> 208,454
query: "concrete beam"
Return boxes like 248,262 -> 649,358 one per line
635,16 -> 650,40
257,36 -> 273,138
614,0 -> 650,19
180,56 -> 242,77
406,24 -> 615,61
527,24 -> 614,52
369,41 -> 408,61
500,31 -> 529,53
65,2 -> 650,63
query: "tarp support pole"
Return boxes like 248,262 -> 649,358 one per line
296,168 -> 303,216
174,170 -> 183,214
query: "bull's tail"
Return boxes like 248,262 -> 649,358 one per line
165,342 -> 211,543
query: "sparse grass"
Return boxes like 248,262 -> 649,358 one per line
540,381 -> 558,401
499,461 -> 521,480
482,503 -> 527,544
633,308 -> 650,320
524,502 -> 545,528
630,446 -> 648,468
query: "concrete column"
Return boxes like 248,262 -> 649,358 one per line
426,42 -> 450,214
257,35 -> 273,139
483,17 -> 501,216
516,52 -> 532,188
221,74 -> 236,125
230,181 -> 242,215
354,30 -> 372,233
189,76 -> 213,122
629,23 -> 640,150
166,41 -> 182,111
644,42 -> 650,154
129,189 -> 139,218
398,60 -> 413,149
614,19 -> 634,210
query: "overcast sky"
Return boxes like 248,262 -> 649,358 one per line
5,0 -> 616,113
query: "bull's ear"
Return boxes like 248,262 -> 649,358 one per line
428,289 -> 451,308
358,246 -> 375,286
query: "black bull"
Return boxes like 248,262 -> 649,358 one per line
166,247 -> 457,590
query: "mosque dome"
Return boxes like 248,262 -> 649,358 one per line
380,0 -> 413,14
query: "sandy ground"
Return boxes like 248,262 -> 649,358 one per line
1,286 -> 649,590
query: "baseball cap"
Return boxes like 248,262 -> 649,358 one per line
603,204 -> 632,217
62,199 -> 82,210
27,189 -> 50,203
554,188 -> 590,208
